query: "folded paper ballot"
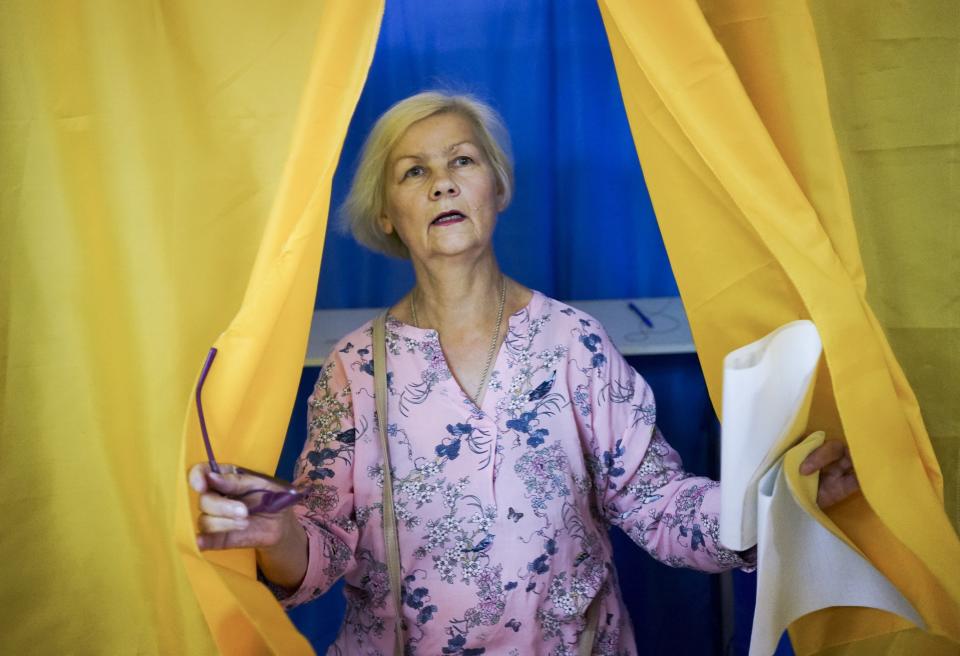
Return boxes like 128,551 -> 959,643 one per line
719,320 -> 822,551
749,432 -> 923,656
718,321 -> 923,656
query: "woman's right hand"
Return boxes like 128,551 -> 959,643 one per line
188,463 -> 308,589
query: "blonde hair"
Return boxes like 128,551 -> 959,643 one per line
340,91 -> 514,259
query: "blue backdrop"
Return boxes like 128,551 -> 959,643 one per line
277,2 -> 780,654
314,0 -> 676,311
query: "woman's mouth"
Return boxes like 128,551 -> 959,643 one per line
431,211 -> 466,227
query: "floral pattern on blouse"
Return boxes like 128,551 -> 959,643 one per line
279,291 -> 750,655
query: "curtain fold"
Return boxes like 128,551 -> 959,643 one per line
806,0 -> 959,536
597,1 -> 959,653
0,1 -> 381,653
173,2 -> 383,653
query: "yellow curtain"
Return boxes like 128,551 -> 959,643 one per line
802,4 -> 960,652
0,1 -> 381,653
806,1 -> 960,536
598,1 -> 959,654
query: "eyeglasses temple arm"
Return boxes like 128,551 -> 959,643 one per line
196,347 -> 221,474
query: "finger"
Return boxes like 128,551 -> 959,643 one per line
189,463 -> 211,493
206,466 -> 289,496
197,532 -> 236,551
800,440 -> 846,475
199,492 -> 249,520
839,471 -> 860,498
198,514 -> 250,534
196,517 -> 283,551
820,447 -> 855,478
197,528 -> 268,551
808,440 -> 846,469
205,469 -> 261,496
818,472 -> 861,509
820,458 -> 850,479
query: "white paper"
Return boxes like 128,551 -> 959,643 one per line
719,320 -> 822,550
718,321 -> 924,656
749,452 -> 923,656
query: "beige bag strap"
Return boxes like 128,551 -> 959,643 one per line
374,310 -> 600,656
373,312 -> 405,656
578,590 -> 602,656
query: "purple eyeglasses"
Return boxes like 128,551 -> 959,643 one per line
196,347 -> 303,514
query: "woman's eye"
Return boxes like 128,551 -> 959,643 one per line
403,166 -> 424,179
453,155 -> 474,166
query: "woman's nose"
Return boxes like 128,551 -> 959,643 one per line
430,175 -> 459,198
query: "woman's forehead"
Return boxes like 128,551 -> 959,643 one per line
391,113 -> 480,160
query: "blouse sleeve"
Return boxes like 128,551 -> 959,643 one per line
274,351 -> 360,608
580,325 -> 753,573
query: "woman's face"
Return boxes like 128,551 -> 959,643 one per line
380,112 -> 506,264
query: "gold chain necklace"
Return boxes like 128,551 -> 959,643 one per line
410,275 -> 506,404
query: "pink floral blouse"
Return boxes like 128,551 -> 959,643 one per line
280,291 -> 749,655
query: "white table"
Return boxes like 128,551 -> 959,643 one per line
306,296 -> 694,366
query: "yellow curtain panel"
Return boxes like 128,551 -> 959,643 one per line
806,1 -> 960,537
598,1 -> 959,654
174,2 -> 382,653
0,1 -> 381,653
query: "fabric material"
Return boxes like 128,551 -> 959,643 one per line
279,359 -> 727,655
807,0 -> 960,535
173,2 -> 383,654
806,6 -> 960,653
289,2 -> 727,651
0,1 -> 381,654
281,292 -> 750,655
597,1 -> 960,653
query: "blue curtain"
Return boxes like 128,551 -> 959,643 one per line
314,0 -> 676,311
279,1 -> 773,654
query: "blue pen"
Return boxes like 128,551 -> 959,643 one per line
628,302 -> 654,328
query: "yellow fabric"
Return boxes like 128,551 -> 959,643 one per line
807,0 -> 960,536
786,434 -> 958,656
597,1 -> 960,653
0,1 -> 381,653
175,3 -> 382,652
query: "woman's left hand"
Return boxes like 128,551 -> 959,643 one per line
799,439 -> 860,509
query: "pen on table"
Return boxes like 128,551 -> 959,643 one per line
627,302 -> 654,328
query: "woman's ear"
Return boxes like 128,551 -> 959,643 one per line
495,181 -> 508,212
378,214 -> 394,235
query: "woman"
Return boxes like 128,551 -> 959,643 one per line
189,92 -> 859,655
